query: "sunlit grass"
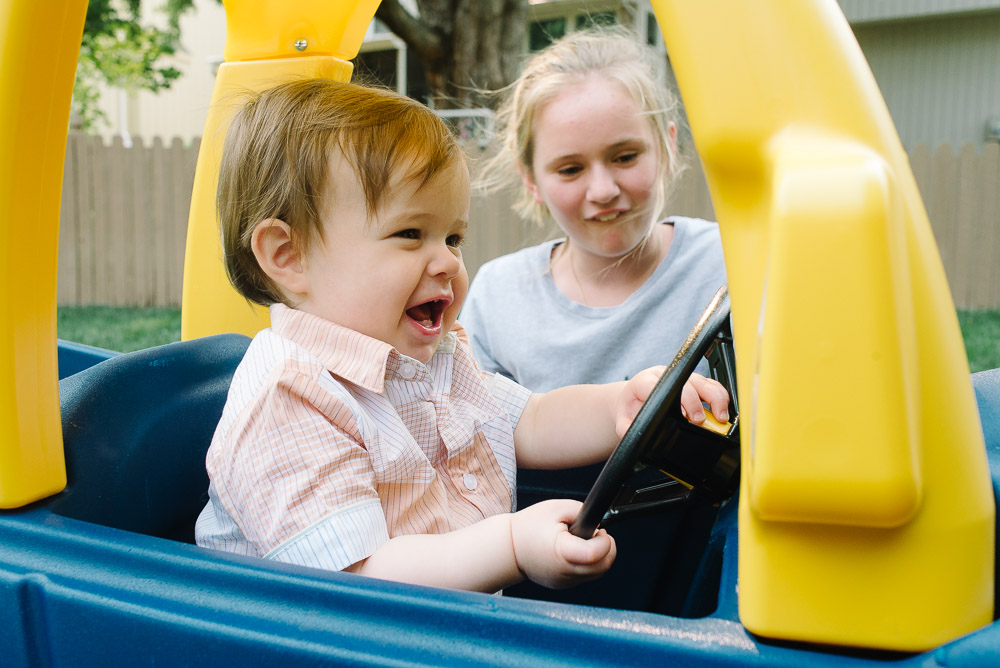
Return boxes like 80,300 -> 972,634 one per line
57,305 -> 181,353
957,310 -> 1000,373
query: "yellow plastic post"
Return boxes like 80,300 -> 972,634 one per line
180,0 -> 380,340
0,0 -> 86,508
651,0 -> 994,651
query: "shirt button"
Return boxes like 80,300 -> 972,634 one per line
399,362 -> 416,380
463,473 -> 478,491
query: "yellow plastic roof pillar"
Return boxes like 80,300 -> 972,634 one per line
180,0 -> 380,340
651,0 -> 993,651
0,0 -> 86,508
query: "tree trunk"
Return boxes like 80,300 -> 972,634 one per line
377,0 -> 528,109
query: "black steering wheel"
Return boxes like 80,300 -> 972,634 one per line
570,285 -> 741,538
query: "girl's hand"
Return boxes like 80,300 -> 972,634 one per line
510,499 -> 616,589
614,367 -> 730,437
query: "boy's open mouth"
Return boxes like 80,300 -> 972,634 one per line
405,298 -> 449,330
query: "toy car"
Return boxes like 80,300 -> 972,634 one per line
2,1 -> 997,664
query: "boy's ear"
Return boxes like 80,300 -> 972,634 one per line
250,218 -> 309,296
518,163 -> 545,205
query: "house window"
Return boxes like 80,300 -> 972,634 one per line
529,17 -> 567,51
646,11 -> 661,47
575,10 -> 617,30
352,47 -> 429,104
354,49 -> 398,90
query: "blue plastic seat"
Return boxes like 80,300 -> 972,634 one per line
52,334 -> 251,543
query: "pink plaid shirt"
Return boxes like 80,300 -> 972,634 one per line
195,304 -> 531,572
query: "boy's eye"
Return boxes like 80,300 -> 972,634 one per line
394,229 -> 421,240
446,233 -> 464,248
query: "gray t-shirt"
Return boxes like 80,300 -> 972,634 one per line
460,217 -> 728,392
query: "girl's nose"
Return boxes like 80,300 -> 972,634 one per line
586,166 -> 621,203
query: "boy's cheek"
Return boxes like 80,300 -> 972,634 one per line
451,266 -> 469,313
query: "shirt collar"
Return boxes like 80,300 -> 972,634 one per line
268,303 -> 458,393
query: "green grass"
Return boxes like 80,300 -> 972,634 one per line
957,310 -> 1000,373
56,305 -> 1000,371
57,305 -> 181,353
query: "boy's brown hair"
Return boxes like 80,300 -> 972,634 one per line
218,78 -> 462,306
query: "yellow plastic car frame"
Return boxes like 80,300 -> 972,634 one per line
0,0 -> 993,654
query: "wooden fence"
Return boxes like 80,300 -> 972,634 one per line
57,134 -> 1000,309
59,134 -> 199,307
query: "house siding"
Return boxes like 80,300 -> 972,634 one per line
839,0 -> 1000,24
851,11 -> 1000,147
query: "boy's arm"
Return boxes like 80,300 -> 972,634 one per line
350,500 -> 615,593
514,381 -> 626,470
515,370 -> 730,470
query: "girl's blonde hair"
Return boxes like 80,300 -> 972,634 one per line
217,78 -> 462,306
479,27 -> 683,227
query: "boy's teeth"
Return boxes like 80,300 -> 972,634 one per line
422,319 -> 432,327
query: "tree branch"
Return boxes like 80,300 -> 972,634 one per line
375,0 -> 446,65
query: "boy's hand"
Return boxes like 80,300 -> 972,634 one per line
510,499 -> 616,589
615,368 -> 730,437
614,365 -> 666,437
679,372 -> 730,426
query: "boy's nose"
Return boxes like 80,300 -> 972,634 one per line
428,244 -> 462,279
586,166 -> 621,203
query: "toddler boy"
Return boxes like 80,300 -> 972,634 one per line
195,79 -> 728,593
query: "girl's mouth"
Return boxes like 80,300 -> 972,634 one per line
590,210 -> 626,222
405,298 -> 449,332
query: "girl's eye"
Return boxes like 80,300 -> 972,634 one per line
615,151 -> 639,165
394,229 -> 421,240
446,233 -> 465,248
557,165 -> 582,177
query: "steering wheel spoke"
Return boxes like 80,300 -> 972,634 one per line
602,476 -> 693,525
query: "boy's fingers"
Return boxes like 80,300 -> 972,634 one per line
634,365 -> 666,401
710,392 -> 730,423
680,381 -> 705,423
688,374 -> 730,423
557,528 -> 615,566
616,366 -> 668,437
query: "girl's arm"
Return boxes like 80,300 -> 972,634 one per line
515,369 -> 729,470
350,499 -> 615,593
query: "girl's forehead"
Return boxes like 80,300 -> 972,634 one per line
536,79 -> 642,131
537,76 -> 638,124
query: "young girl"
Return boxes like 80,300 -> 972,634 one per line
462,28 -> 727,395
460,28 -> 729,609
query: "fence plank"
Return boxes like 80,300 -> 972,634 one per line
58,135 -> 79,305
983,143 -> 1000,310
123,136 -> 139,305
129,137 -> 152,306
171,137 -> 197,305
150,137 -> 169,306
961,144 -> 988,309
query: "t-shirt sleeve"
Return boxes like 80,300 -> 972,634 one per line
205,365 -> 389,572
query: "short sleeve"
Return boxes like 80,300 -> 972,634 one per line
205,364 -> 389,571
483,371 -> 533,431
